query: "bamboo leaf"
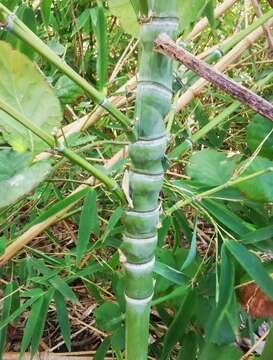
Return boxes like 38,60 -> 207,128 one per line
161,290 -> 196,360
29,187 -> 90,226
92,5 -> 108,91
41,0 -> 52,26
95,302 -> 123,332
0,282 -> 15,358
54,291 -> 71,352
181,219 -> 197,271
108,0 -> 139,37
154,261 -> 188,285
102,207 -> 123,242
203,199 -> 252,236
30,289 -> 54,358
225,239 -> 273,300
241,224 -> 273,245
49,276 -> 79,305
77,189 -> 100,264
94,337 -> 112,360
20,296 -> 45,357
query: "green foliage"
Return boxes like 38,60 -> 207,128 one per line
0,150 -> 51,208
235,157 -> 273,202
0,42 -> 61,154
247,115 -> 273,159
186,149 -> 237,186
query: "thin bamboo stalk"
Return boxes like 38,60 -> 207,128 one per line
0,147 -> 128,266
186,0 -> 238,40
251,0 -> 273,52
176,18 -> 273,112
2,353 -> 113,360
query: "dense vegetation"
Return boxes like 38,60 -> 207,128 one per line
0,0 -> 273,359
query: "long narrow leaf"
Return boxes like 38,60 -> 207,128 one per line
54,290 -> 72,352
225,239 -> 273,300
77,189 -> 99,264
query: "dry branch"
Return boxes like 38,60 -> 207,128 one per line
176,21 -> 273,112
155,35 -> 273,122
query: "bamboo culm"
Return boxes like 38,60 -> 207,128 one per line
122,1 -> 178,359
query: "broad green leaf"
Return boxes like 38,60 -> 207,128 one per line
108,0 -> 139,38
247,115 -> 273,159
20,296 -> 45,356
54,75 -> 84,105
0,41 -> 61,154
235,157 -> 273,202
161,290 -> 196,360
178,0 -> 210,34
95,302 -> 122,332
177,332 -> 197,360
200,344 -> 243,360
0,150 -> 51,209
77,189 -> 100,264
186,149 -> 237,186
30,289 -> 54,358
54,291 -> 71,352
225,239 -> 273,300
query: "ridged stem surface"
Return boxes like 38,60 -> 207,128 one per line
122,1 -> 178,359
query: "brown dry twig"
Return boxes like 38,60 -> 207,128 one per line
155,33 -> 273,122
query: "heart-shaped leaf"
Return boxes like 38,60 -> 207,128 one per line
186,149 -> 237,186
0,41 -> 61,154
0,149 -> 51,208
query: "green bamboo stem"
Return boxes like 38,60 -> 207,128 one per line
0,98 -> 125,203
170,69 -> 273,158
122,1 -> 178,359
0,3 -> 134,141
166,167 -> 273,216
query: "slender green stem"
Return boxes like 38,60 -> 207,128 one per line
171,70 -> 273,158
0,98 -> 125,203
167,167 -> 273,215
0,3 -> 135,141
